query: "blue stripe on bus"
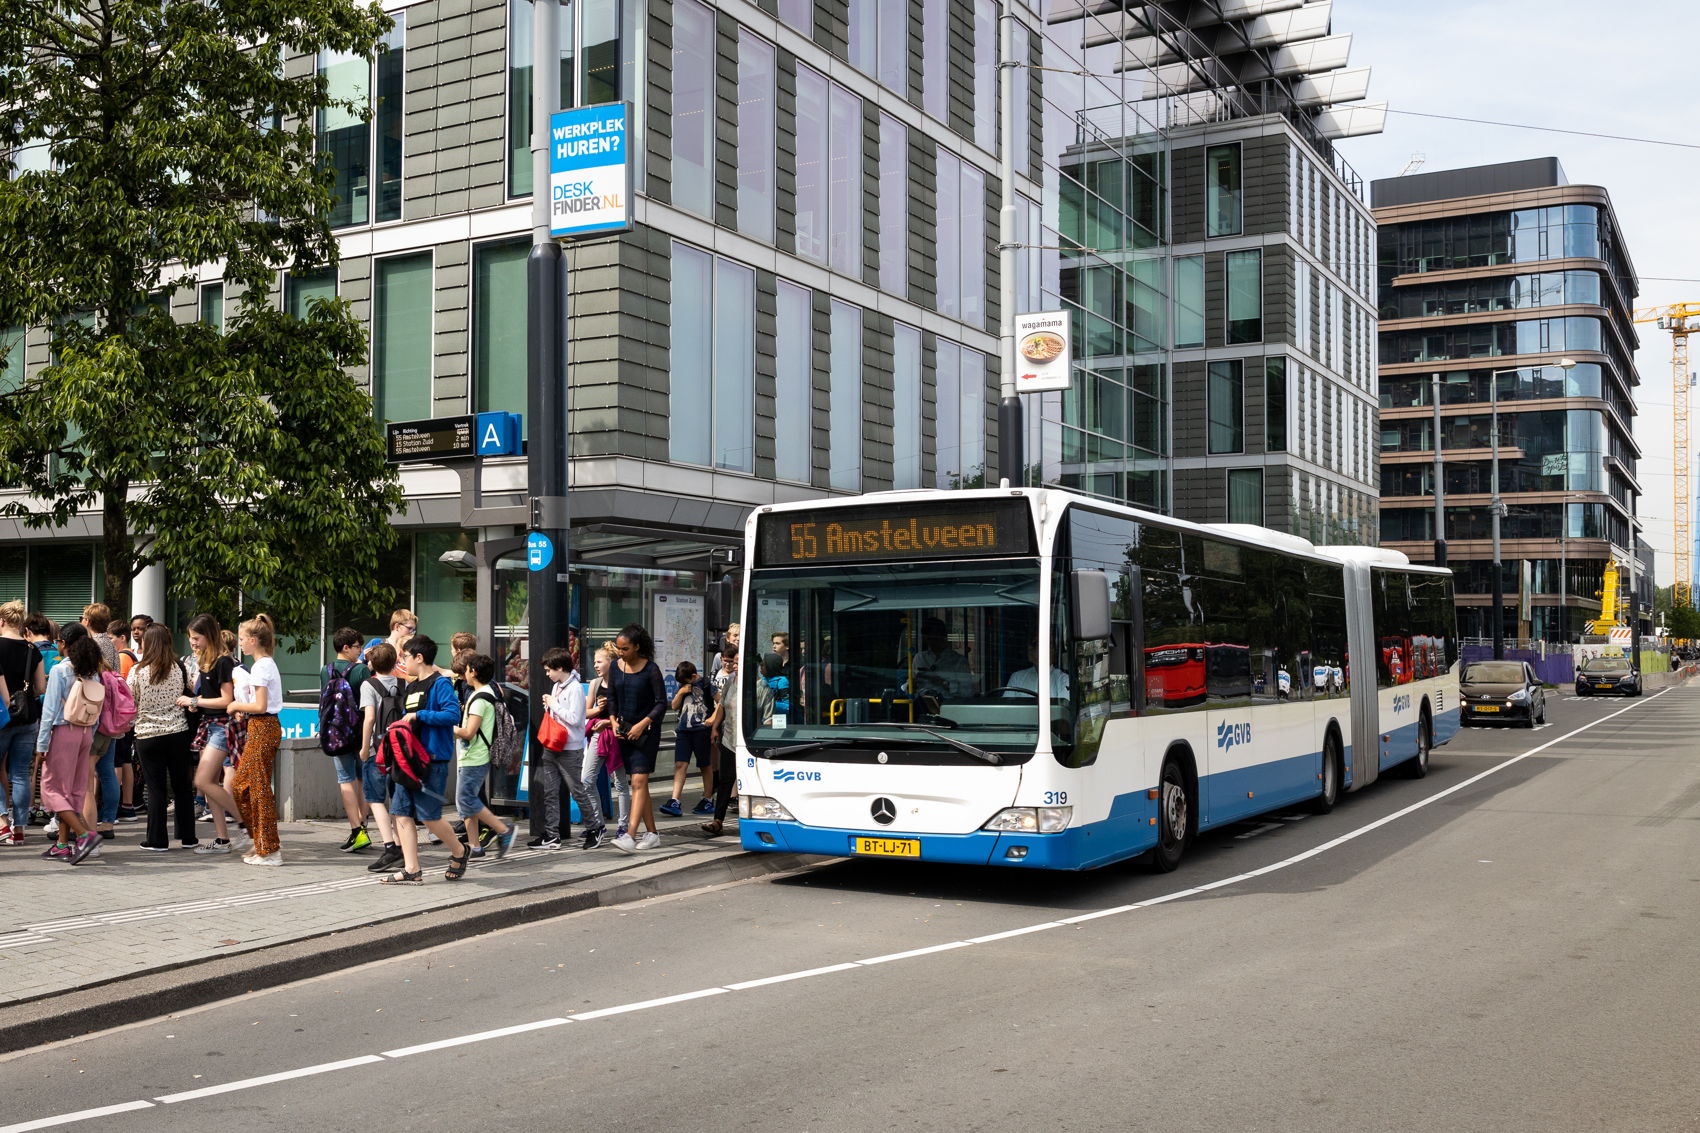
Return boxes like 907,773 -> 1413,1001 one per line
1202,750 -> 1328,825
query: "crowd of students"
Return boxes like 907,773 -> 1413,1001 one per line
2,603 -> 750,881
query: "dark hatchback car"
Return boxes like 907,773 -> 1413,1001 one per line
1575,655 -> 1642,697
1460,660 -> 1547,727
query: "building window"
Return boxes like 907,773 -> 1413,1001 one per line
1207,359 -> 1243,454
373,253 -> 434,423
1265,356 -> 1287,453
285,268 -> 336,319
774,281 -> 812,483
1174,254 -> 1204,348
318,15 -> 404,228
796,67 -> 863,276
921,0 -> 948,122
0,325 -> 22,390
877,114 -> 908,296
935,150 -> 986,327
892,323 -> 922,489
199,284 -> 224,334
778,0 -> 811,36
1227,468 -> 1263,525
848,0 -> 907,96
671,0 -> 714,217
973,0 -> 997,152
935,341 -> 985,488
473,240 -> 531,415
827,83 -> 862,277
508,0 -> 575,198
670,244 -> 755,473
1226,248 -> 1262,344
736,30 -> 776,243
579,0 -> 622,104
1205,143 -> 1241,238
828,300 -> 862,491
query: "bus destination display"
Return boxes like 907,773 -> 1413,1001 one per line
755,500 -> 1033,566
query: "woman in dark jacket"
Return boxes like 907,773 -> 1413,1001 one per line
607,623 -> 665,853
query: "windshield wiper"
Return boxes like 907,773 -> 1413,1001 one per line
855,723 -> 1003,765
759,740 -> 836,759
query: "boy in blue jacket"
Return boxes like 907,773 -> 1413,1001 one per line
382,634 -> 467,885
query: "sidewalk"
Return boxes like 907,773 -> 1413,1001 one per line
0,808 -> 805,1052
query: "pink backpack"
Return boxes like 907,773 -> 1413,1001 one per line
98,671 -> 137,737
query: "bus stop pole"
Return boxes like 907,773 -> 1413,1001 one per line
526,0 -> 568,838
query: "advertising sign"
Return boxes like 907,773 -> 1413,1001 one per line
1012,310 -> 1073,394
386,415 -> 475,463
652,592 -> 706,699
548,103 -> 631,239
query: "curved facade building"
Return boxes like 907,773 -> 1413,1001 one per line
1373,158 -> 1643,642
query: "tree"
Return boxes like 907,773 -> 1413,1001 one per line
0,0 -> 404,634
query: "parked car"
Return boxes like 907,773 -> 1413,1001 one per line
1575,656 -> 1642,697
1459,660 -> 1547,727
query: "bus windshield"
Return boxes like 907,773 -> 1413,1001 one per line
743,559 -> 1057,760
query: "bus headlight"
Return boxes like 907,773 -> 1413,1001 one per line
983,806 -> 1072,834
740,796 -> 795,822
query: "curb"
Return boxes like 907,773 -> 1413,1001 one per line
0,848 -> 815,1056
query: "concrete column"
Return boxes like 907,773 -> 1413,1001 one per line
131,557 -> 165,622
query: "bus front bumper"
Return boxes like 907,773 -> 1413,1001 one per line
738,818 -> 1153,871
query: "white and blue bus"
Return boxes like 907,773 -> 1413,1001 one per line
732,488 -> 1459,871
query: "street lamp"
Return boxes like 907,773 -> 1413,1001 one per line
1490,356 -> 1576,659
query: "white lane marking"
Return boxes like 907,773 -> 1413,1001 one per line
153,1055 -> 385,1103
10,688 -> 1672,1127
727,963 -> 860,991
0,1100 -> 156,1132
383,1018 -> 572,1058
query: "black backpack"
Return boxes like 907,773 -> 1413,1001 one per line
364,674 -> 406,753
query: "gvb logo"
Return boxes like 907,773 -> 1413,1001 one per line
1216,721 -> 1252,752
1392,694 -> 1412,714
772,769 -> 822,783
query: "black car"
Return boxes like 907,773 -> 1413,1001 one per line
1459,660 -> 1547,727
1575,656 -> 1642,697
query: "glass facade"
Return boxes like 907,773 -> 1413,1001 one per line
827,300 -> 862,491
935,341 -> 986,489
669,243 -> 755,473
877,114 -> 908,297
1380,315 -> 1606,365
670,0 -> 715,218
774,281 -> 811,483
1206,144 -> 1241,237
794,66 -> 862,274
1379,270 -> 1602,321
372,254 -> 433,423
1225,249 -> 1261,344
1207,360 -> 1243,454
472,240 -> 529,416
1378,204 -> 1609,281
736,31 -> 776,242
318,16 -> 404,228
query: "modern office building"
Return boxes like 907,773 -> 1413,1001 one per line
1373,158 -> 1645,643
1,0 -> 1389,689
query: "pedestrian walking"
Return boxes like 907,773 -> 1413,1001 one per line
381,633 -> 464,884
701,647 -> 741,837
607,623 -> 665,853
35,630 -> 105,863
128,625 -> 198,850
178,614 -> 244,855
659,659 -> 715,817
535,645 -> 597,849
320,626 -> 373,853
358,642 -> 405,873
228,614 -> 284,866
451,653 -> 519,858
577,641 -> 630,844
0,600 -> 46,844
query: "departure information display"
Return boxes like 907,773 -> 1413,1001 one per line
754,499 -> 1034,566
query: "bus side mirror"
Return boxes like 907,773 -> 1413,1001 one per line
706,578 -> 735,633
1071,570 -> 1112,641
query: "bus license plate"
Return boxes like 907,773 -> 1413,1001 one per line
853,836 -> 920,858
1475,705 -> 1499,712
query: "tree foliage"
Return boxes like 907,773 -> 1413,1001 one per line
0,0 -> 403,634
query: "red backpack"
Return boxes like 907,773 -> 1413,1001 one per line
376,721 -> 432,792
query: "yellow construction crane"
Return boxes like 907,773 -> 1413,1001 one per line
1631,303 -> 1700,610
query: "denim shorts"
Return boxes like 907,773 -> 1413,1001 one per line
456,762 -> 490,819
202,720 -> 228,752
674,728 -> 712,768
332,753 -> 362,785
360,756 -> 388,806
388,759 -> 451,822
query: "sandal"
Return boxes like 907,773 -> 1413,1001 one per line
380,870 -> 424,885
444,848 -> 470,881
699,820 -> 723,837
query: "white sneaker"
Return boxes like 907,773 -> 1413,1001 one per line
44,817 -> 59,835
194,839 -> 232,855
610,832 -> 637,854
636,831 -> 661,851
246,851 -> 282,866
230,836 -> 253,854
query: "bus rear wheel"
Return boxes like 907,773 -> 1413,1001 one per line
1402,709 -> 1432,779
1150,757 -> 1191,873
1309,733 -> 1342,814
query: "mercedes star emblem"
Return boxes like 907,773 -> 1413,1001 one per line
870,797 -> 897,825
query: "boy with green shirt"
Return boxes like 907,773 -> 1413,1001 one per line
451,653 -> 518,859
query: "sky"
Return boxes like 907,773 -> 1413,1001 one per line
1332,0 -> 1698,589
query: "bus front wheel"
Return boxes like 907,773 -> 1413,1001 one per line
1150,757 -> 1191,873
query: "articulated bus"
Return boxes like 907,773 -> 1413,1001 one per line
733,488 -> 1460,871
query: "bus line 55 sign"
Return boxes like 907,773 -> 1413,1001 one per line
549,103 -> 631,238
